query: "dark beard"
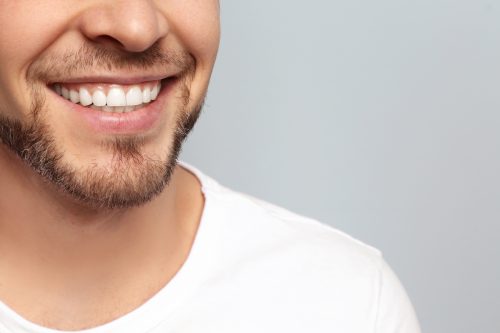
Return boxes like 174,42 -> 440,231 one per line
0,45 -> 202,210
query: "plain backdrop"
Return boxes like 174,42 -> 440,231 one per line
180,1 -> 500,332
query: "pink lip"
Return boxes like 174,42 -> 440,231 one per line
52,78 -> 177,135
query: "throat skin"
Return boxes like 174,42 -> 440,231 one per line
0,145 -> 204,330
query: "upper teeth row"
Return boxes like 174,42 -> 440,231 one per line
54,84 -> 161,107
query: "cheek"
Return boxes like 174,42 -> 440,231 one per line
0,1 -> 72,115
166,1 -> 220,68
0,1 -> 71,71
158,1 -> 220,113
0,0 -> 75,117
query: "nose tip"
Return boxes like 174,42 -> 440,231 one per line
78,2 -> 169,53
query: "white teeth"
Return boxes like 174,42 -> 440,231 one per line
55,82 -> 162,112
88,104 -> 143,113
61,87 -> 69,99
142,87 -> 151,103
108,106 -> 124,113
69,90 -> 80,104
107,87 -> 126,107
126,86 -> 143,106
79,88 -> 93,106
92,90 -> 107,107
151,85 -> 159,100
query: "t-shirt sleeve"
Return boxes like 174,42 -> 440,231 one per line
374,257 -> 422,333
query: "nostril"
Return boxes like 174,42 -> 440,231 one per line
93,35 -> 125,50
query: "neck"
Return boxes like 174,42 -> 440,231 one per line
0,146 -> 204,329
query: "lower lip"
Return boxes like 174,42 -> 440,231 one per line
54,78 -> 176,135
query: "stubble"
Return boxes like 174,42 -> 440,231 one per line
0,43 -> 202,210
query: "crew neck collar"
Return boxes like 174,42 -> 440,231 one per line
0,160 -> 216,333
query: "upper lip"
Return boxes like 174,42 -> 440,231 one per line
48,73 -> 176,85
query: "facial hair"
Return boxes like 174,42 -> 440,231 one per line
0,43 -> 202,210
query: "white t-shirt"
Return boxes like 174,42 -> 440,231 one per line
0,162 -> 421,333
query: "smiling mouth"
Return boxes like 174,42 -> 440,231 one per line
50,78 -> 173,113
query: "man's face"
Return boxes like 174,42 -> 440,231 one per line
0,1 -> 220,209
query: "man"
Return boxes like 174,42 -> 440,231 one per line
0,1 -> 421,332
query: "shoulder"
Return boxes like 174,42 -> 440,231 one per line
208,176 -> 384,279
182,160 -> 382,275
214,185 -> 420,332
180,162 -> 421,332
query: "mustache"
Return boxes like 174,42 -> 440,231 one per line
27,42 -> 195,83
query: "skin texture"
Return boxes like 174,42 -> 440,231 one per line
0,0 -> 220,330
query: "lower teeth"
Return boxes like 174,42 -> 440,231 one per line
89,104 -> 147,113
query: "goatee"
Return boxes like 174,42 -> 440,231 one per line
0,44 -> 202,210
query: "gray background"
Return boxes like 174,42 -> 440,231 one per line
180,1 -> 500,332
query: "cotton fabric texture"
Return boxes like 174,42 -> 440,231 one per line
0,162 -> 421,333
